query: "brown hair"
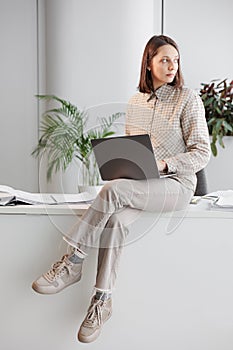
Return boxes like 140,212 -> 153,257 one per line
138,35 -> 184,93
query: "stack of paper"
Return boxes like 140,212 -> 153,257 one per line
210,190 -> 233,211
0,185 -> 97,206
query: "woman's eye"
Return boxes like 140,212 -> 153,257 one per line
161,58 -> 179,64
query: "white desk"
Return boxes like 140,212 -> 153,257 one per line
1,200 -> 233,350
0,198 -> 233,217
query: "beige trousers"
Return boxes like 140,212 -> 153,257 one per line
63,178 -> 193,292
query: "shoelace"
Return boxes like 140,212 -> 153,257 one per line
83,298 -> 104,328
45,254 -> 72,282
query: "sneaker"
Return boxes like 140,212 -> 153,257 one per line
32,254 -> 82,294
78,296 -> 112,343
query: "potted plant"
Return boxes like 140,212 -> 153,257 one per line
199,79 -> 233,156
32,95 -> 124,190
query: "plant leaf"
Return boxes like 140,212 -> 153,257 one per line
211,142 -> 217,156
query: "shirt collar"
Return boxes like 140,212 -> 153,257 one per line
147,84 -> 174,102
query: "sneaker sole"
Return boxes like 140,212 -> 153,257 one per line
77,311 -> 112,343
31,274 -> 82,295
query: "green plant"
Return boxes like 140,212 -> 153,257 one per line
32,95 -> 123,185
199,79 -> 233,156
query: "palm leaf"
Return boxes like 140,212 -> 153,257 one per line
33,95 -> 124,181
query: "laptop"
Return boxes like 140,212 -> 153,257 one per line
91,134 -> 175,181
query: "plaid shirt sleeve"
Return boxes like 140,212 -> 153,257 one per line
164,89 -> 211,175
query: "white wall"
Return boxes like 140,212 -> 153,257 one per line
39,0 -> 161,193
0,0 -> 161,193
164,0 -> 233,90
44,0 -> 160,107
41,0 -> 233,193
0,0 -> 232,193
0,0 -> 38,191
206,137 -> 233,192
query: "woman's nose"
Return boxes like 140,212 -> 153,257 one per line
169,63 -> 175,70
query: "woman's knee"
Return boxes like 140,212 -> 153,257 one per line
99,179 -> 129,201
106,207 -> 141,229
102,179 -> 128,192
105,212 -> 123,228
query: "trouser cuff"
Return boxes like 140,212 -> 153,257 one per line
63,236 -> 88,258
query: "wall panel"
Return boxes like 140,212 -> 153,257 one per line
0,0 -> 38,191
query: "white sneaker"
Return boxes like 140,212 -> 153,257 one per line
78,296 -> 112,343
32,254 -> 82,294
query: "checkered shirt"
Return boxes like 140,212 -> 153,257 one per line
125,84 -> 211,192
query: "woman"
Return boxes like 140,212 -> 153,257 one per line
32,35 -> 211,343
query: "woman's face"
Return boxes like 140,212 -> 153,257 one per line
148,44 -> 179,90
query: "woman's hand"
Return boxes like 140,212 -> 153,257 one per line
157,160 -> 167,172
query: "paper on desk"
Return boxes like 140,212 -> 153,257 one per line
0,194 -> 16,206
204,190 -> 233,210
212,190 -> 233,208
51,193 -> 96,204
0,185 -> 96,205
